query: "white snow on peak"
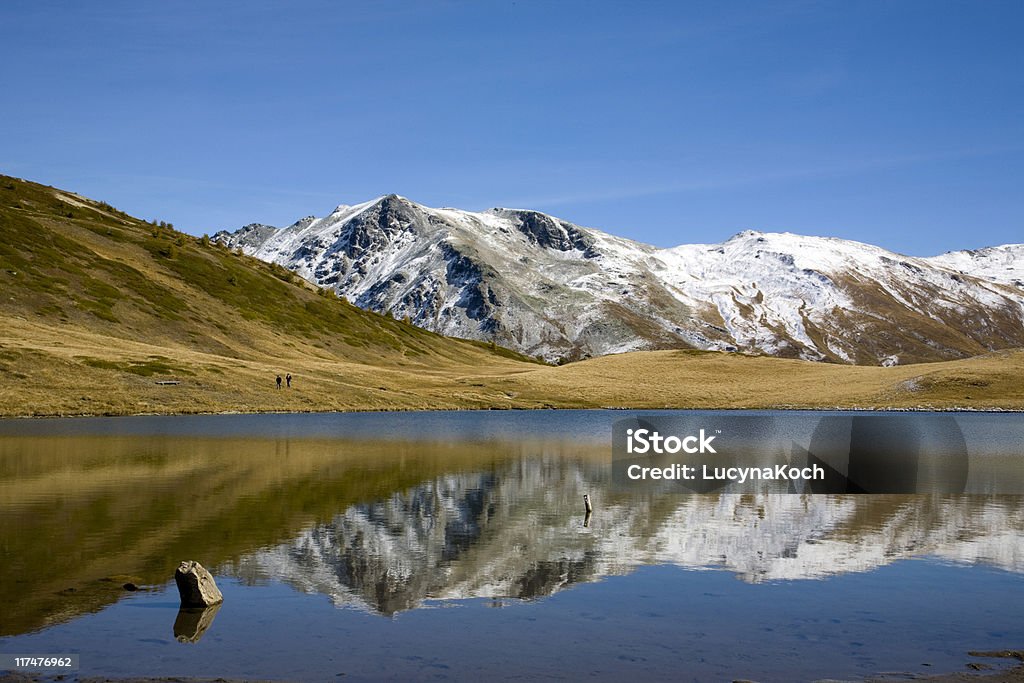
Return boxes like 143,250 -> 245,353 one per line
217,195 -> 1024,363
926,244 -> 1024,287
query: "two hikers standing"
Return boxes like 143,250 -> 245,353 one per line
276,373 -> 293,389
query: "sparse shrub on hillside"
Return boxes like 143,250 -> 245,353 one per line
269,262 -> 293,282
81,357 -> 194,377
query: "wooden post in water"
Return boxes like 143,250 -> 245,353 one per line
583,494 -> 593,514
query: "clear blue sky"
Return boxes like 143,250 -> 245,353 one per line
2,1 -> 1022,255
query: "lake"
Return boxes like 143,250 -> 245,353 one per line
1,410 -> 1023,682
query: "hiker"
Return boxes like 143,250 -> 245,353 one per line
276,375 -> 282,390
286,373 -> 292,388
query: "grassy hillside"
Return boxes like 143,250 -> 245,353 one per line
0,173 -> 549,415
1,172 -> 1022,415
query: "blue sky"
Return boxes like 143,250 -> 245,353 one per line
2,0 -> 1021,255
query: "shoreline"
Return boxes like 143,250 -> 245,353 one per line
3,404 -> 1024,421
2,655 -> 1022,683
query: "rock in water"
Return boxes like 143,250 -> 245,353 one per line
174,560 -> 223,607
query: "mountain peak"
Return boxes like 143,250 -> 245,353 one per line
215,198 -> 1024,365
727,229 -> 768,242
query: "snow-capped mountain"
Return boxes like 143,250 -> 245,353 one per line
215,196 -> 1024,364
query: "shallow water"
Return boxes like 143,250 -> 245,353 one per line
1,410 -> 1023,682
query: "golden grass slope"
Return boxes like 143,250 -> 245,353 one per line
4,309 -> 1023,416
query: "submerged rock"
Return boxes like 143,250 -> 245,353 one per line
174,560 -> 223,607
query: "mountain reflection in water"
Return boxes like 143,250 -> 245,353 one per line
1,410 -> 1022,637
228,456 -> 1024,615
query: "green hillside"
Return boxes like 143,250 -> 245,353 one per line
0,174 -> 539,363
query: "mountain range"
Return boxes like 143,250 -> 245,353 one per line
215,196 -> 1024,364
4,172 -> 1024,417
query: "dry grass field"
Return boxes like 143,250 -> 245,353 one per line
506,347 -> 1024,410
4,308 -> 1023,417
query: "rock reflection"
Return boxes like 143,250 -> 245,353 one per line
230,458 -> 1024,615
173,602 -> 222,643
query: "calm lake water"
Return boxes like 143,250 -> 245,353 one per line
1,410 -> 1023,682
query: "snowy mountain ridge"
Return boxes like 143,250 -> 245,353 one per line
215,195 -> 1024,364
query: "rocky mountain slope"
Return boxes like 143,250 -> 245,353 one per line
216,196 -> 1024,364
